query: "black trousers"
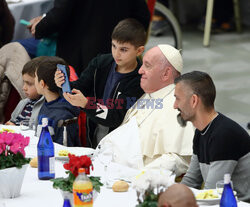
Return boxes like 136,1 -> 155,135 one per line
213,0 -> 234,24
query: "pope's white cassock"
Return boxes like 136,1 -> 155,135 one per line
121,84 -> 194,176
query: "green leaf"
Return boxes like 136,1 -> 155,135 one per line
89,176 -> 103,193
136,190 -> 158,207
51,175 -> 103,193
0,152 -> 30,170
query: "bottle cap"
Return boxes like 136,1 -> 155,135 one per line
224,173 -> 231,184
42,118 -> 48,127
78,168 -> 85,173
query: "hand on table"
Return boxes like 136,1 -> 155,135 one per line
5,121 -> 15,125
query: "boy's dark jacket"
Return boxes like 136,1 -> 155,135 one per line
71,53 -> 144,148
38,97 -> 81,147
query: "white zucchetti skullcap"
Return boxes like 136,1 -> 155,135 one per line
158,44 -> 183,73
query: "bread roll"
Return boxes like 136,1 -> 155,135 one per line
30,157 -> 38,168
112,180 -> 129,192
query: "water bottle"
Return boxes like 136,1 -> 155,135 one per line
63,199 -> 71,207
73,168 -> 93,207
220,174 -> 237,207
37,117 -> 55,180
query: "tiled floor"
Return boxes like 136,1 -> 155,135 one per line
146,28 -> 250,129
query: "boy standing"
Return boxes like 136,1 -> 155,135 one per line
35,56 -> 81,147
6,57 -> 45,128
55,18 -> 146,147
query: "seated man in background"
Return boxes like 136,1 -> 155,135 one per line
35,56 -> 81,147
101,44 -> 194,176
158,184 -> 198,207
174,71 -> 250,202
0,0 -> 15,47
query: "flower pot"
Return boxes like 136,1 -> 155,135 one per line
0,164 -> 28,198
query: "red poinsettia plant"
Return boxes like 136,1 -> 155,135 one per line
52,154 -> 102,193
0,132 -> 30,169
64,154 -> 93,176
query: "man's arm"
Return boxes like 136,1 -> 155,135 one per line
204,160 -> 237,189
34,0 -> 74,39
181,154 -> 203,189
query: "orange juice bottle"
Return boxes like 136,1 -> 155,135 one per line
73,168 -> 93,207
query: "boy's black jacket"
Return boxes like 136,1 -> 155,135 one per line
71,53 -> 144,148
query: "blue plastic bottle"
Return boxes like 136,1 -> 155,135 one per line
63,199 -> 71,207
37,117 -> 55,180
220,174 -> 237,207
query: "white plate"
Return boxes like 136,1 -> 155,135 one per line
195,189 -> 221,205
55,147 -> 95,161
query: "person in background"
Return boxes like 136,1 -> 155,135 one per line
150,0 -> 170,37
174,71 -> 250,202
199,0 -> 234,32
55,18 -> 146,148
158,184 -> 198,207
5,57 -> 45,128
35,56 -> 81,147
0,0 -> 15,47
119,44 -> 194,176
27,0 -> 150,76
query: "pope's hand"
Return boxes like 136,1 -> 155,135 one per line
63,89 -> 88,108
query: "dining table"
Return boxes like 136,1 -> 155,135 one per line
0,124 -> 250,207
7,0 -> 54,41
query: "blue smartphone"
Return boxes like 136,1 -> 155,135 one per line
57,64 -> 71,93
20,19 -> 31,26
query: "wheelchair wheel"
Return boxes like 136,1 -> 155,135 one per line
151,1 -> 182,50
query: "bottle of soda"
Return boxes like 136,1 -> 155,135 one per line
73,168 -> 93,207
220,174 -> 237,207
37,117 -> 55,180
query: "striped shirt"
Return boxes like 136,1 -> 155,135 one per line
13,99 -> 37,125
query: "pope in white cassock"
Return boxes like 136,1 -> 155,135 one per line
98,44 -> 194,177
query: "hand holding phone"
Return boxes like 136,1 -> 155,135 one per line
20,19 -> 31,26
57,64 -> 71,93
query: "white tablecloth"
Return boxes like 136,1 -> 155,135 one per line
8,0 -> 54,40
0,125 -> 249,207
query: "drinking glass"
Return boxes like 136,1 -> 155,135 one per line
216,180 -> 234,195
20,120 -> 35,131
20,120 -> 30,131
96,143 -> 113,188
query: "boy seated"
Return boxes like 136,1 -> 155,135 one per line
6,57 -> 45,128
35,56 -> 81,147
55,18 -> 146,148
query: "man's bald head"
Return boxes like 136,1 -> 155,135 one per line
158,184 -> 197,207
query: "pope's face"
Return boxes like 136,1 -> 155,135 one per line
138,47 -> 165,93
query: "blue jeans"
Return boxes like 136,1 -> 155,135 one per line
16,37 -> 40,58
